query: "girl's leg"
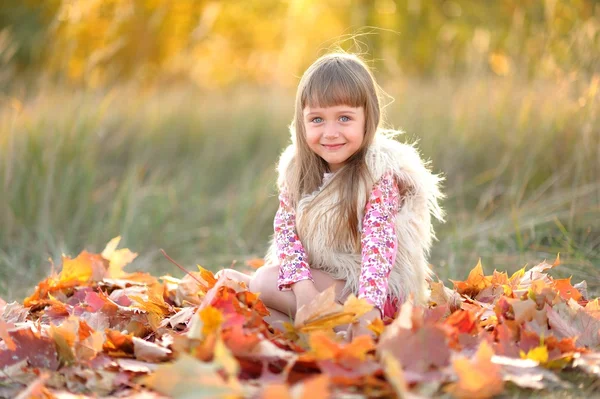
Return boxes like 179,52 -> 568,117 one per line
264,306 -> 294,332
248,264 -> 350,318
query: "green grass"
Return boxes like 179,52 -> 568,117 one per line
0,76 -> 599,301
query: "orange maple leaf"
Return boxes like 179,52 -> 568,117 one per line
446,341 -> 504,399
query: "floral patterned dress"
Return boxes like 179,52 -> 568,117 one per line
274,171 -> 401,318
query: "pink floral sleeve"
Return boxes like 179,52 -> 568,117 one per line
275,188 -> 314,291
359,172 -> 401,314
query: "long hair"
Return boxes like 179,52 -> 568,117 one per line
286,53 -> 383,251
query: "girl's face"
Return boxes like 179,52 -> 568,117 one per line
303,105 -> 365,172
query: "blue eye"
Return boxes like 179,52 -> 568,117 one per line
312,117 -> 323,123
340,116 -> 351,122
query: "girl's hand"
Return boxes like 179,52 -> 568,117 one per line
292,280 -> 321,314
346,308 -> 381,342
214,268 -> 251,286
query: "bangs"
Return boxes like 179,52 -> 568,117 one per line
301,61 -> 367,109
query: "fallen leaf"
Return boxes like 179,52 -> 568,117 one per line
449,259 -> 492,297
552,278 -> 582,302
0,320 -> 16,350
139,354 -> 234,398
246,258 -> 266,269
101,236 -> 138,279
380,350 -> 408,398
0,326 -> 59,370
133,337 -> 171,362
446,341 -> 504,399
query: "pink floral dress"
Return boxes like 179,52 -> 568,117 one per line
274,172 -> 401,318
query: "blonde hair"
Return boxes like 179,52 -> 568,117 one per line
286,52 -> 383,251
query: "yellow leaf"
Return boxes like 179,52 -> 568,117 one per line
188,306 -> 224,340
101,236 -> 138,279
381,350 -> 408,398
509,266 -> 526,284
367,318 -> 385,336
520,345 -> 549,364
295,285 -> 348,331
58,252 -> 96,284
342,294 -> 373,319
214,337 -> 240,384
309,332 -> 340,360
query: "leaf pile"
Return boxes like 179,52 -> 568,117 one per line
1,238 -> 599,398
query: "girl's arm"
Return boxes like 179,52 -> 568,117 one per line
274,187 -> 314,291
358,171 -> 401,316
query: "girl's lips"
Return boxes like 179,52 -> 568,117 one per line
322,144 -> 345,150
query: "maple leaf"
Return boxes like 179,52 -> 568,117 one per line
0,320 -> 16,350
430,281 -> 462,313
222,324 -> 261,356
520,345 -> 549,364
378,302 -> 450,375
213,336 -> 241,386
262,383 -> 292,399
101,236 -> 138,279
446,341 -> 504,399
309,331 -> 375,363
342,294 -> 374,319
294,286 -> 356,332
585,298 -> 600,320
380,350 -> 408,398
58,251 -> 106,285
103,329 -> 134,358
246,258 -> 266,269
449,259 -> 492,297
139,354 -> 235,398
367,318 -> 385,336
0,326 -> 59,370
133,337 -> 172,362
188,305 -> 224,340
298,374 -> 331,399
552,277 -> 582,302
491,356 -> 565,390
547,300 -> 600,349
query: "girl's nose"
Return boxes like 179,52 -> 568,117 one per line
323,123 -> 339,138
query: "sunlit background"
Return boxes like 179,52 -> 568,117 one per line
1,0 -> 599,300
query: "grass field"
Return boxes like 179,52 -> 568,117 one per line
1,75 -> 599,301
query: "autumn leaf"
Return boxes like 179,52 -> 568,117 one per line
0,320 -> 16,350
367,318 -> 385,337
547,300 -> 600,348
446,341 -> 504,399
449,259 -> 492,297
59,251 -> 106,285
294,285 -> 356,332
552,277 -> 582,302
140,354 -> 235,398
246,258 -> 266,269
4,240 -> 600,399
520,345 -> 549,364
188,305 -> 224,340
298,374 -> 330,399
0,326 -> 59,370
101,236 -> 138,278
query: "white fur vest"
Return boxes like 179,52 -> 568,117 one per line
264,132 -> 445,305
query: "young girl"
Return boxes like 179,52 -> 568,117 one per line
217,52 -> 445,337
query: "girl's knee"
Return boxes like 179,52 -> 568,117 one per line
249,264 -> 295,314
249,264 -> 275,293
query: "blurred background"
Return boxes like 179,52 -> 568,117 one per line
0,0 -> 598,301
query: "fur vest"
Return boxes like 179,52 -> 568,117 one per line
264,131 -> 445,305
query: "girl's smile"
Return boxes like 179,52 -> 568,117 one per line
303,105 -> 365,172
322,143 -> 345,150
